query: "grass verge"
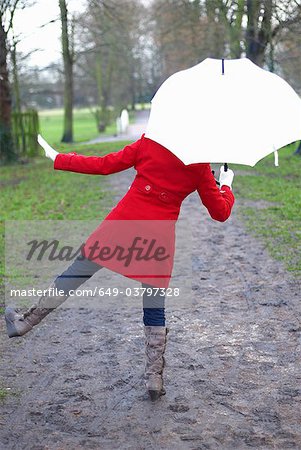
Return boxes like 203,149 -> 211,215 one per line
0,140 -> 132,313
230,142 -> 301,274
39,108 -> 118,144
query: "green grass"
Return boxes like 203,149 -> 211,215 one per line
231,142 -> 301,273
0,388 -> 9,401
0,386 -> 19,401
0,141 -> 132,311
39,108 -> 117,145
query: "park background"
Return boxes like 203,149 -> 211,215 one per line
0,2 -> 300,318
1,2 -> 301,447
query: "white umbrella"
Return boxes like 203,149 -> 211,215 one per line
145,58 -> 301,166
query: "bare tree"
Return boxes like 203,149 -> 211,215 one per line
150,0 -> 212,82
59,0 -> 74,142
0,0 -> 20,162
11,35 -> 27,153
217,0 -> 301,67
75,0 -> 149,128
148,0 -> 301,93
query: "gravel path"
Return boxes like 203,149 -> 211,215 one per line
1,146 -> 301,449
81,110 -> 149,144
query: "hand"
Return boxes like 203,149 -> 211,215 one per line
37,134 -> 59,161
219,165 -> 234,189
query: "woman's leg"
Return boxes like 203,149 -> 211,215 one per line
142,283 -> 168,401
5,256 -> 103,338
54,255 -> 102,295
142,283 -> 165,327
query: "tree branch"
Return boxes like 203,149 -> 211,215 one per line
7,0 -> 20,32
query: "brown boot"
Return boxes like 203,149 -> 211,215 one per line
144,326 -> 168,401
5,283 -> 68,338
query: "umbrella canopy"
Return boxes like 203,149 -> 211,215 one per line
145,58 -> 301,166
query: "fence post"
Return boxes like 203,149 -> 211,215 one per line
12,110 -> 39,158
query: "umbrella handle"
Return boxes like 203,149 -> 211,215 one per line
212,165 -> 229,184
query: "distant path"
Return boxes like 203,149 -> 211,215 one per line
81,110 -> 149,145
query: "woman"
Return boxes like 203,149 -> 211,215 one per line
5,133 -> 235,401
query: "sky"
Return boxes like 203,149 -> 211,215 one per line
13,0 -> 87,68
13,0 -> 152,68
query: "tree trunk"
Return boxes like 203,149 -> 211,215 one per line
229,0 -> 244,58
95,54 -> 106,132
95,54 -> 103,109
0,15 -> 16,162
59,0 -> 73,143
12,41 -> 26,155
246,0 -> 273,67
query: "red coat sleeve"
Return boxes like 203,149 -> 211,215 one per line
197,164 -> 235,222
54,138 -> 142,175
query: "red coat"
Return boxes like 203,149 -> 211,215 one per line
54,134 -> 235,287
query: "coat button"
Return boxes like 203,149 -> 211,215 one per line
160,192 -> 168,202
145,185 -> 151,191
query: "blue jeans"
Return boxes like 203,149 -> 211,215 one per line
54,256 -> 165,326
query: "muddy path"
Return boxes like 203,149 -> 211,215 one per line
1,165 -> 301,450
